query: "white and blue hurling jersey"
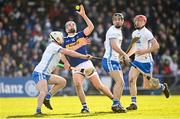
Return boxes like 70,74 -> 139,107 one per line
34,42 -> 62,74
103,25 -> 123,62
132,27 -> 154,63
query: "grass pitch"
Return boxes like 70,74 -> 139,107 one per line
0,95 -> 180,119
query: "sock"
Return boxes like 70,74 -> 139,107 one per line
36,107 -> 41,113
112,99 -> 120,106
45,92 -> 52,100
131,96 -> 136,104
160,84 -> 165,91
82,103 -> 88,109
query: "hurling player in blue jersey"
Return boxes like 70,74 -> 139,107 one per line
62,4 -> 114,113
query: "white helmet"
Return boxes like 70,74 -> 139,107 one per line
49,31 -> 64,45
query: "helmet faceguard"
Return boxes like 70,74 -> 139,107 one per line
50,31 -> 64,45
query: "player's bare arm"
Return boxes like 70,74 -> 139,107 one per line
110,39 -> 130,61
136,38 -> 159,55
60,48 -> 92,59
76,4 -> 94,36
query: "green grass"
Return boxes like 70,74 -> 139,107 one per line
0,95 -> 180,119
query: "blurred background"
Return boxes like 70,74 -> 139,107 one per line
0,0 -> 179,97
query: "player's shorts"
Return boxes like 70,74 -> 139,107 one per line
72,60 -> 98,78
101,58 -> 122,72
132,60 -> 153,74
32,71 -> 51,84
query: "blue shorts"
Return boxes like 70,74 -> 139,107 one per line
131,61 -> 153,74
102,58 -> 122,72
32,71 -> 51,84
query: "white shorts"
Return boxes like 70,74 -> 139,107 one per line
72,60 -> 98,78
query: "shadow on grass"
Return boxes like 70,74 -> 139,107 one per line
64,111 -> 115,118
6,113 -> 59,118
6,111 -> 117,118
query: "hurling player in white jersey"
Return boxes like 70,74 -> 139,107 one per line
126,15 -> 170,110
102,13 -> 130,113
32,31 -> 92,115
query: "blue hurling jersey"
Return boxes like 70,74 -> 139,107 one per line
62,31 -> 88,67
